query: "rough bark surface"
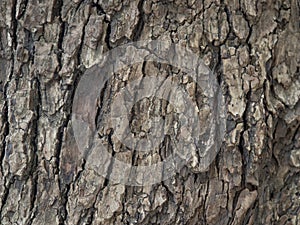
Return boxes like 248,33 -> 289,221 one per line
0,0 -> 300,224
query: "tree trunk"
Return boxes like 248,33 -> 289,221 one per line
0,0 -> 299,224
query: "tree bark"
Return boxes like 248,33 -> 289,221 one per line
0,0 -> 300,224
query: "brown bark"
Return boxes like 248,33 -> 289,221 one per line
0,0 -> 299,224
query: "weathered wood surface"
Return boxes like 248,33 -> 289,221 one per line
0,0 -> 299,224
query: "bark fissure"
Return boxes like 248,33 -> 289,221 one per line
0,0 -> 299,224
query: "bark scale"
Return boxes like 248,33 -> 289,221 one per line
0,0 -> 299,224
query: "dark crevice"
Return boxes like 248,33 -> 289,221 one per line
121,188 -> 128,223
72,158 -> 86,190
16,0 -> 29,19
53,1 -> 91,221
102,129 -> 116,187
228,189 -> 243,225
228,86 -> 252,225
24,29 -> 35,64
242,198 -> 258,225
0,0 -> 17,181
11,0 -> 18,51
52,0 -> 63,18
56,21 -> 66,72
91,2 -> 106,15
264,55 -> 280,173
203,179 -> 210,224
85,207 -> 97,225
26,77 -> 42,224
58,183 -> 71,224
56,122 -> 71,223
0,99 -> 9,176
75,0 -> 85,13
55,121 -> 69,177
215,149 -> 221,177
239,86 -> 252,188
104,21 -> 112,50
246,182 -> 258,191
56,68 -> 83,224
55,53 -> 84,223
95,80 -> 108,130
132,0 -> 145,41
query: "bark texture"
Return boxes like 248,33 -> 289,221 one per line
0,0 -> 300,224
